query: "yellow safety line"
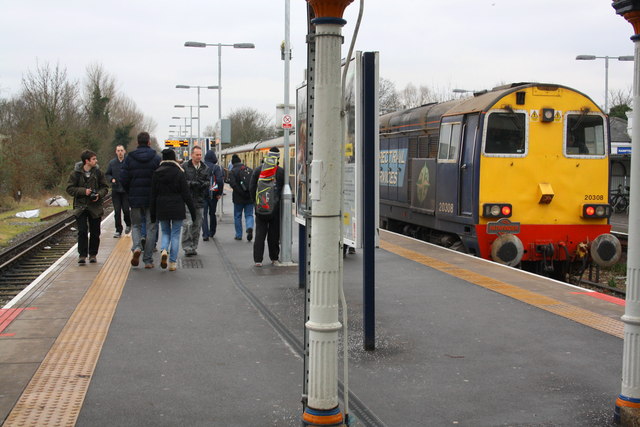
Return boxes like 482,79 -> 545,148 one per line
4,237 -> 132,427
380,240 -> 624,339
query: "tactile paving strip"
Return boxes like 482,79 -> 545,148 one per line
381,240 -> 624,339
3,237 -> 132,426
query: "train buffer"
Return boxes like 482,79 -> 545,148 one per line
0,200 -> 625,426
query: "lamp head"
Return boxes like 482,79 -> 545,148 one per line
176,85 -> 190,89
233,43 -> 255,49
576,55 -> 596,60
185,41 -> 207,48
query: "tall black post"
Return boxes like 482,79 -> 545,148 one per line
362,51 -> 376,351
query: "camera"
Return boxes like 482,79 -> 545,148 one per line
89,190 -> 99,201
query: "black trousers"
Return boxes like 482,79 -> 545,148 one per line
111,191 -> 131,233
253,214 -> 280,263
77,210 -> 101,257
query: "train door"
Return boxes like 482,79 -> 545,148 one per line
459,114 -> 479,216
435,115 -> 463,219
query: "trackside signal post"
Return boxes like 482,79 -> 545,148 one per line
302,0 -> 353,425
613,1 -> 640,424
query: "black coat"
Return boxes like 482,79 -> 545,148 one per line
120,145 -> 161,208
105,157 -> 126,193
150,161 -> 196,223
228,162 -> 253,204
183,160 -> 209,207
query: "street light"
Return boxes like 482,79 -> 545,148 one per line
176,85 -> 218,151
184,41 -> 256,155
575,54 -> 634,113
175,105 -> 208,148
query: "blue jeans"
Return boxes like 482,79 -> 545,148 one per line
202,197 -> 219,238
160,220 -> 183,263
130,207 -> 157,264
234,203 -> 255,238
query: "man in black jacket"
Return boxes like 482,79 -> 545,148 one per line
105,145 -> 131,238
181,145 -> 209,256
120,132 -> 161,268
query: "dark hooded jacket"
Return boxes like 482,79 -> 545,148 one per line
66,161 -> 109,219
204,150 -> 225,200
150,160 -> 196,223
119,145 -> 161,208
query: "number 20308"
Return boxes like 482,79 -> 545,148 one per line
584,194 -> 604,201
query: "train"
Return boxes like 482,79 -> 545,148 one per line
220,82 -> 622,278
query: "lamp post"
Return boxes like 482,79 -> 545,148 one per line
175,104 -> 208,148
576,54 -> 634,113
280,0 -> 294,265
303,0 -> 354,425
184,41 -> 255,155
176,85 -> 218,152
612,1 -> 640,425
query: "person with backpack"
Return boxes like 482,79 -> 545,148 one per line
228,154 -> 255,242
249,147 -> 285,267
202,150 -> 225,241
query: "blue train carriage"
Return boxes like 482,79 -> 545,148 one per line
379,82 -> 621,275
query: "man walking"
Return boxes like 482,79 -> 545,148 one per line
182,145 -> 209,256
228,154 -> 254,241
66,150 -> 109,264
249,147 -> 285,266
120,132 -> 161,268
105,144 -> 131,238
202,150 -> 225,240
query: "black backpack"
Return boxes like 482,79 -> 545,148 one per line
237,165 -> 252,193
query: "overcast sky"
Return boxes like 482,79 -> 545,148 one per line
0,0 -> 636,145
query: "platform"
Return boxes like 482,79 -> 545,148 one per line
0,197 -> 627,426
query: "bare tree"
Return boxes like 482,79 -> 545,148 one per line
227,107 -> 278,147
379,77 -> 401,115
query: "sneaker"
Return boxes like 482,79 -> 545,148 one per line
234,236 -> 242,241
247,228 -> 253,242
78,257 -> 86,265
168,262 -> 177,271
203,237 -> 209,241
144,263 -> 154,269
89,255 -> 97,263
271,260 -> 281,266
131,249 -> 141,266
255,262 -> 262,267
125,226 -> 131,234
113,232 -> 121,238
160,250 -> 168,269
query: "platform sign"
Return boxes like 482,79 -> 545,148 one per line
282,114 -> 293,129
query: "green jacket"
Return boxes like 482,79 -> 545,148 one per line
66,161 -> 109,219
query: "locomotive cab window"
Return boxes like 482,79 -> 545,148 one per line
437,122 -> 462,162
565,113 -> 606,157
484,111 -> 526,156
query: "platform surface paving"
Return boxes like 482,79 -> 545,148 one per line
0,205 -> 626,426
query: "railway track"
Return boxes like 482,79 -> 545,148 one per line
0,198 -> 112,307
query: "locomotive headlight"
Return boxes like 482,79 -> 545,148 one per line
541,108 -> 555,122
483,203 -> 513,218
581,204 -> 611,218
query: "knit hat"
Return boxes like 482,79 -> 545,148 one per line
162,148 -> 176,161
269,146 -> 280,157
231,154 -> 241,164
